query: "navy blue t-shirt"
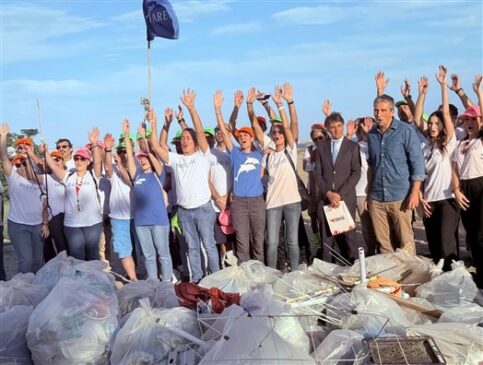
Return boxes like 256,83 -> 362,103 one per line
133,169 -> 169,226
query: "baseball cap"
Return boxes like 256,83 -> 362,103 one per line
219,208 -> 235,235
270,116 -> 282,124
73,148 -> 92,160
234,126 -> 254,138
395,100 -> 408,108
15,137 -> 33,146
204,128 -> 215,137
459,105 -> 481,119
50,151 -> 64,161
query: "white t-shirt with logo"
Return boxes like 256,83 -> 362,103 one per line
209,148 -> 233,213
46,174 -> 66,217
453,138 -> 483,180
108,168 -> 133,220
423,135 -> 457,202
63,171 -> 103,227
6,169 -> 43,225
168,149 -> 212,209
263,144 -> 301,209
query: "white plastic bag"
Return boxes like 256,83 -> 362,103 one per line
0,305 -> 33,365
110,298 -> 201,365
312,329 -> 364,364
116,279 -> 178,316
0,273 -> 48,313
27,269 -> 118,365
415,261 -> 478,310
438,304 -> 483,325
407,323 -> 483,365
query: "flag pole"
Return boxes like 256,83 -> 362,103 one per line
147,40 -> 152,103
36,99 -> 45,142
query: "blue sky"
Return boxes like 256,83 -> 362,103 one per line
1,0 -> 482,147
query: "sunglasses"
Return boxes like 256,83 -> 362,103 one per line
271,130 -> 283,136
117,149 -> 127,154
313,136 -> 324,142
74,156 -> 87,161
57,144 -> 70,149
53,157 -> 63,162
15,161 -> 26,168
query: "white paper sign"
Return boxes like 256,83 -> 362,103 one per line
323,201 -> 356,236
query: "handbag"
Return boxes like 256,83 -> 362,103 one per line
283,149 -> 310,211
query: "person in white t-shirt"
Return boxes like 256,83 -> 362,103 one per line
150,91 -> 220,284
0,124 -> 46,273
45,128 -> 104,261
414,66 -> 459,271
451,75 -> 483,288
55,138 -> 76,173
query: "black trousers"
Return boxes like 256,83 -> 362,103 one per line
44,213 -> 69,261
423,198 -> 459,271
461,176 -> 483,288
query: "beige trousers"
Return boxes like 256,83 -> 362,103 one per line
369,199 -> 415,255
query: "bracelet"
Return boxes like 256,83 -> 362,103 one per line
287,100 -> 294,105
278,106 -> 285,111
246,102 -> 253,105
455,88 -> 463,94
105,149 -> 112,153
92,144 -> 98,148
178,118 -> 185,124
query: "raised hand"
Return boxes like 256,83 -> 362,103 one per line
400,79 -> 411,98
271,85 -> 283,105
418,76 -> 429,95
234,90 -> 244,107
137,123 -> 146,139
164,108 -> 173,124
175,105 -> 184,121
214,90 -> 224,108
104,133 -> 115,150
88,127 -> 100,145
322,99 -> 332,117
436,65 -> 447,85
282,83 -> 293,102
39,142 -> 47,154
180,89 -> 196,108
247,87 -> 257,104
256,90 -> 270,102
0,123 -> 10,135
122,119 -> 130,135
472,74 -> 483,96
146,107 -> 157,124
375,71 -> 389,93
346,120 -> 357,139
448,73 -> 461,92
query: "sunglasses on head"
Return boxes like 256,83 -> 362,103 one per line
57,144 -> 70,149
74,156 -> 87,161
53,157 -> 63,162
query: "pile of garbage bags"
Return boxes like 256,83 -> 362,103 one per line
0,251 -> 482,364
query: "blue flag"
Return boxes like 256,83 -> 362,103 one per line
143,0 -> 179,41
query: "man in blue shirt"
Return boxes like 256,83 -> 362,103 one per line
367,94 -> 425,255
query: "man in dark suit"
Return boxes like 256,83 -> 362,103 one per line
314,112 -> 362,264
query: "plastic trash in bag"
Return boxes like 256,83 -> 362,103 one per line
438,304 -> 483,325
272,270 -> 333,302
116,279 -> 179,316
312,329 -> 365,364
199,260 -> 281,294
199,305 -> 315,365
407,322 -> 483,365
26,269 -> 118,365
309,258 -> 347,276
0,273 -> 48,313
415,261 -> 478,310
0,305 -> 33,365
110,298 -> 201,365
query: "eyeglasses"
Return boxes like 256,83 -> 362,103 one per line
57,144 -> 70,149
15,162 -> 26,168
271,130 -> 283,136
313,136 -> 324,142
74,156 -> 87,161
117,149 -> 126,154
53,157 -> 63,162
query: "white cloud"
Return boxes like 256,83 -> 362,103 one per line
173,0 -> 233,23
211,21 -> 262,36
272,5 -> 350,25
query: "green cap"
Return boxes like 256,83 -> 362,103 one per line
136,129 -> 152,140
204,127 -> 215,137
119,133 -> 134,140
270,116 -> 282,124
422,112 -> 430,122
171,130 -> 183,144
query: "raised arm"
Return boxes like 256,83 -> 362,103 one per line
436,65 -> 454,140
88,127 -> 102,178
375,71 -> 389,97
180,89 -> 208,153
472,74 -> 483,122
0,124 -> 12,176
273,85 -> 295,148
448,73 -> 474,109
414,76 -> 429,134
103,133 -> 115,178
113,153 -> 132,186
228,90 -> 243,131
246,87 -> 265,146
158,108 -> 173,150
175,105 -> 188,131
282,82 -> 299,141
122,119 -> 137,178
256,90 -> 276,119
346,120 -> 357,140
213,90 -> 234,152
322,99 -> 332,118
148,108 -> 170,164
138,123 -> 163,175
39,143 -> 66,180
400,79 -> 415,116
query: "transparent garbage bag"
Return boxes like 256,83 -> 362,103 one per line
415,261 -> 478,310
308,258 -> 347,276
116,279 -> 178,316
0,273 -> 48,313
407,322 -> 483,365
0,305 -> 33,365
110,298 -> 201,365
26,269 -> 118,365
312,329 -> 365,364
438,304 -> 483,325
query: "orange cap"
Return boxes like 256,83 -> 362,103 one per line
234,126 -> 254,138
50,151 -> 64,161
15,137 -> 33,146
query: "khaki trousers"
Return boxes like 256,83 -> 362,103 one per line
369,199 -> 415,255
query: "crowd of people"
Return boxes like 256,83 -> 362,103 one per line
1,68 -> 482,288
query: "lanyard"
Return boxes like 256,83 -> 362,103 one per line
75,175 -> 85,212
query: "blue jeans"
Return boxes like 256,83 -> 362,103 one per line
178,201 -> 220,282
135,225 -> 172,281
64,223 -> 103,261
266,202 -> 301,270
8,220 -> 44,273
